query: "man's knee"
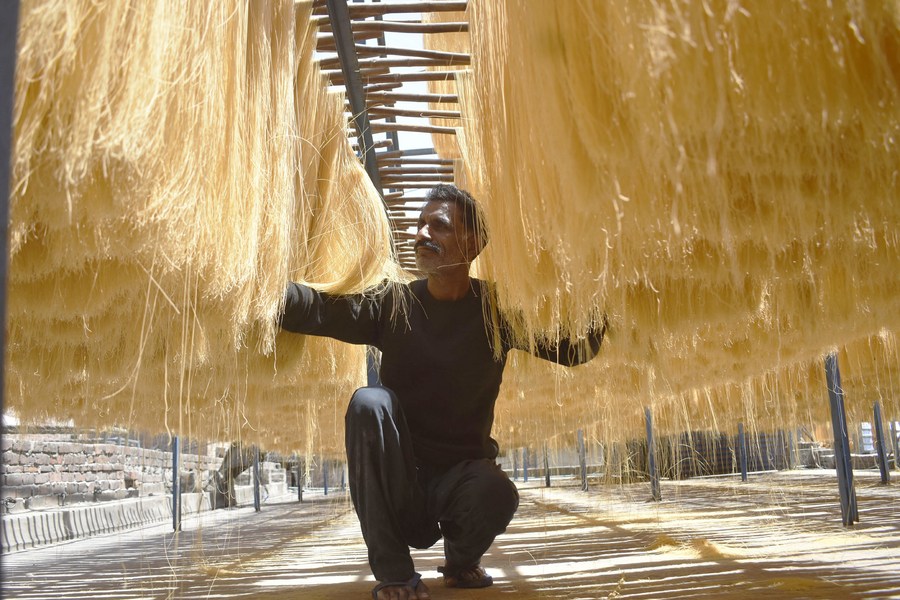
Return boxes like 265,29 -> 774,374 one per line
346,386 -> 397,426
467,462 -> 519,528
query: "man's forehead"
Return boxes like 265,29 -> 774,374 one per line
420,200 -> 459,221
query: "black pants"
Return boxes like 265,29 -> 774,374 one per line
345,386 -> 519,583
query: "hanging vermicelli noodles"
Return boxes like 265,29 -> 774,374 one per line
423,10 -> 469,159
432,1 -> 900,471
6,0 -> 399,456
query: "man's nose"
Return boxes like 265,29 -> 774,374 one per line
416,224 -> 431,242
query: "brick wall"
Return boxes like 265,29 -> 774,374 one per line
1,435 -> 219,506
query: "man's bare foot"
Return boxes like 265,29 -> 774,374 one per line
374,579 -> 430,600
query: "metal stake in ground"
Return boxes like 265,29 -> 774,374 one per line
544,444 -> 551,488
873,401 -> 891,485
891,420 -> 900,471
523,448 -> 529,483
253,447 -> 261,512
645,408 -> 661,501
824,353 -> 859,526
172,436 -> 181,532
738,422 -> 748,482
577,429 -> 588,492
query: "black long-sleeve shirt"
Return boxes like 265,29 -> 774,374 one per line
280,278 -> 602,468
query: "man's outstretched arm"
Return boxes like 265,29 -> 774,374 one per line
526,316 -> 608,367
279,282 -> 382,347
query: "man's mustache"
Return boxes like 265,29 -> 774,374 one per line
414,241 -> 442,254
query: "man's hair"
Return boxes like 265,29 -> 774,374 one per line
425,184 -> 489,247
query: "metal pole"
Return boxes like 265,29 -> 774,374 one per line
544,444 -> 551,488
323,461 -> 329,496
512,449 -> 518,481
873,402 -> 890,484
297,459 -> 304,502
252,447 -> 261,512
341,462 -> 346,491
738,423 -> 748,482
891,420 -> 900,471
777,430 -> 787,470
645,408 -> 660,501
824,353 -> 859,526
0,1 -> 20,440
577,429 -> 587,492
523,448 -> 529,482
788,429 -> 798,470
172,437 -> 181,532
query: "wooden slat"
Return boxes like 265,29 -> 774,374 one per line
363,71 -> 464,84
380,166 -> 453,175
367,91 -> 459,104
382,174 -> 455,183
378,166 -> 453,177
355,56 -> 469,68
354,44 -> 469,62
316,30 -> 380,50
350,21 -> 468,34
350,138 -> 394,150
323,66 -> 390,80
377,156 -> 453,165
369,106 -> 461,119
363,81 -> 405,94
371,122 -> 457,135
383,182 -> 451,189
348,1 -> 468,18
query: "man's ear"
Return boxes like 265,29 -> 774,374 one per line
463,229 -> 486,262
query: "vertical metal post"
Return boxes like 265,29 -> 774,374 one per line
341,462 -> 346,491
297,460 -> 304,502
512,449 -> 518,480
776,430 -> 786,470
0,1 -> 20,433
645,408 -> 661,501
252,447 -> 261,512
873,402 -> 890,484
738,423 -> 748,482
824,353 -> 859,526
544,444 -> 551,488
172,437 -> 181,532
323,461 -> 329,496
523,448 -> 529,482
577,429 -> 588,492
787,430 -> 796,470
891,420 -> 900,471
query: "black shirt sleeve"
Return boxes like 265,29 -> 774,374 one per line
278,282 -> 383,347
510,316 -> 608,367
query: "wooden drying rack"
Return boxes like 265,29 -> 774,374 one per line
314,0 -> 468,270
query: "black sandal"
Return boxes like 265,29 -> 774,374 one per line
438,564 -> 493,588
371,572 -> 422,599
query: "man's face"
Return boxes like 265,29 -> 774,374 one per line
414,200 -> 474,274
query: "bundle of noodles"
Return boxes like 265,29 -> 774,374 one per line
453,0 -> 900,450
494,327 -> 899,477
423,10 -> 469,160
6,0 -> 399,455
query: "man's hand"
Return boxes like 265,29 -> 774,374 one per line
587,314 -> 609,356
375,579 -> 431,600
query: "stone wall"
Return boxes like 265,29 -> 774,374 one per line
2,434 -> 220,508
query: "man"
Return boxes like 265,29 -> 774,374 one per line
280,185 -> 605,600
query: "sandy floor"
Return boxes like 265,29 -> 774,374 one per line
3,469 -> 899,599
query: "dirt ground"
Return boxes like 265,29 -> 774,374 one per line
3,469 -> 899,599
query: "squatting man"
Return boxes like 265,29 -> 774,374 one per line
280,184 -> 606,600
